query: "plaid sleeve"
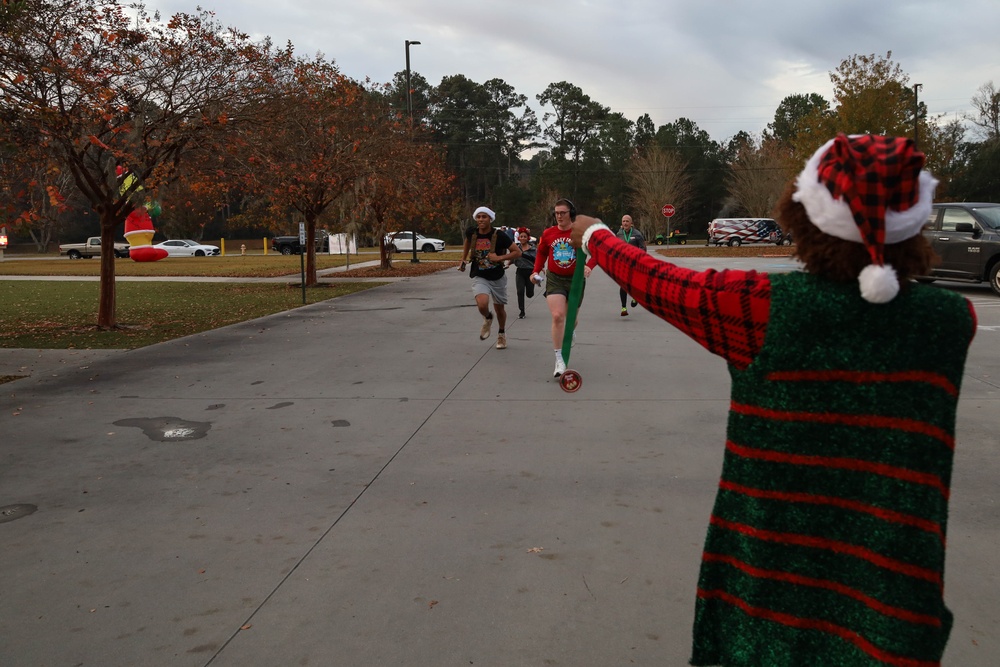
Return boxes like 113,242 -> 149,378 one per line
588,229 -> 771,368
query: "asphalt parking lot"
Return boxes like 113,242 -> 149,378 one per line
1,254 -> 997,666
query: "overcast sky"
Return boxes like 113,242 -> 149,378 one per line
148,0 -> 999,144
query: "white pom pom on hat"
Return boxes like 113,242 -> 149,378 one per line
473,206 -> 496,222
858,264 -> 900,304
792,134 -> 938,303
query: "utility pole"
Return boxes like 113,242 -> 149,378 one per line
913,83 -> 922,149
405,39 -> 421,264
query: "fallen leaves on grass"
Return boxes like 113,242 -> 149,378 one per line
335,262 -> 460,278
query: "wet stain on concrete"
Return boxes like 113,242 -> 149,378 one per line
335,307 -> 403,312
331,420 -> 350,427
251,380 -> 264,385
0,503 -> 37,524
113,417 -> 212,442
205,404 -> 225,411
425,304 -> 477,312
187,643 -> 218,654
267,402 -> 293,410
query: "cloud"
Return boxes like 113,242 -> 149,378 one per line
148,0 -> 1000,141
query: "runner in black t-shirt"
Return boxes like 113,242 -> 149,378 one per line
457,206 -> 520,349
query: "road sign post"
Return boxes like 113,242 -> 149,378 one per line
298,222 -> 306,304
661,204 -> 676,241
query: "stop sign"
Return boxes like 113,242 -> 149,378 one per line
661,204 -> 676,217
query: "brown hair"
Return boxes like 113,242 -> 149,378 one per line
774,184 -> 937,283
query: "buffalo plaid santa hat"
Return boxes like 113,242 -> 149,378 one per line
792,134 -> 937,303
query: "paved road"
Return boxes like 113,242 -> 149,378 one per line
1,255 -> 998,666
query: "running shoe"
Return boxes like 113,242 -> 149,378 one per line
631,299 -> 638,308
479,314 -> 492,340
496,333 -> 507,349
621,308 -> 628,316
553,356 -> 566,378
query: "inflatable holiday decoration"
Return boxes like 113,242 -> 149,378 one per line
124,207 -> 167,262
117,165 -> 168,262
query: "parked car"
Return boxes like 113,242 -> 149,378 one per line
707,218 -> 791,246
153,239 -> 220,257
271,230 -> 336,255
920,202 -> 1000,295
384,231 -> 446,253
59,236 -> 130,259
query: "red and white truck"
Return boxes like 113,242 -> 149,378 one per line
707,218 -> 792,247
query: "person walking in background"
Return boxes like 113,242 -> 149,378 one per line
512,227 -> 537,319
532,198 -> 597,378
458,206 -> 520,350
616,214 -> 646,316
571,134 -> 976,666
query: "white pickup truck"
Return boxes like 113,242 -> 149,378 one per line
59,236 -> 131,259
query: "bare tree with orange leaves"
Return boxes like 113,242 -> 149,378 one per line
351,123 -> 457,270
0,0 -> 275,328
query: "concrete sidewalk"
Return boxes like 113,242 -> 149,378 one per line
1,257 -> 998,666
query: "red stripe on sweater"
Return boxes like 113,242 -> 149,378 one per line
726,441 -> 950,500
697,588 -> 941,667
765,369 -> 958,397
731,401 -> 954,450
702,552 -> 942,627
717,480 -> 944,541
710,515 -> 942,585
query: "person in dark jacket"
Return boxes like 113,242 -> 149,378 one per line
511,227 -> 537,319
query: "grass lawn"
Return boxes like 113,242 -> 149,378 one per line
0,250 -> 466,277
0,280 -> 390,351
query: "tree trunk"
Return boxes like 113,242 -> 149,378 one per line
378,211 -> 392,270
379,237 -> 393,270
97,217 -> 118,329
304,216 -> 318,287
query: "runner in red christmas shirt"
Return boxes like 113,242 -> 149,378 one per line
531,198 -> 598,378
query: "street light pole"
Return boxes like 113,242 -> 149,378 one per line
405,39 -> 421,263
913,83 -> 922,149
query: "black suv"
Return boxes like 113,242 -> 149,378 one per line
921,202 -> 1000,296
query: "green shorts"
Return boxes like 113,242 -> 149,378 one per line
544,270 -> 584,302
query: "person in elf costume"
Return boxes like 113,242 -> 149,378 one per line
570,134 -> 976,667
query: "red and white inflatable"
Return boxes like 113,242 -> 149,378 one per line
124,207 -> 167,262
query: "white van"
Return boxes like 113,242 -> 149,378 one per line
707,218 -> 791,246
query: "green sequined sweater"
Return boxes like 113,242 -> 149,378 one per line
690,272 -> 975,667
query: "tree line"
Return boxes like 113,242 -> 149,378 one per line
3,1 -> 999,328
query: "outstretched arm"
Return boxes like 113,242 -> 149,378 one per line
571,216 -> 772,369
